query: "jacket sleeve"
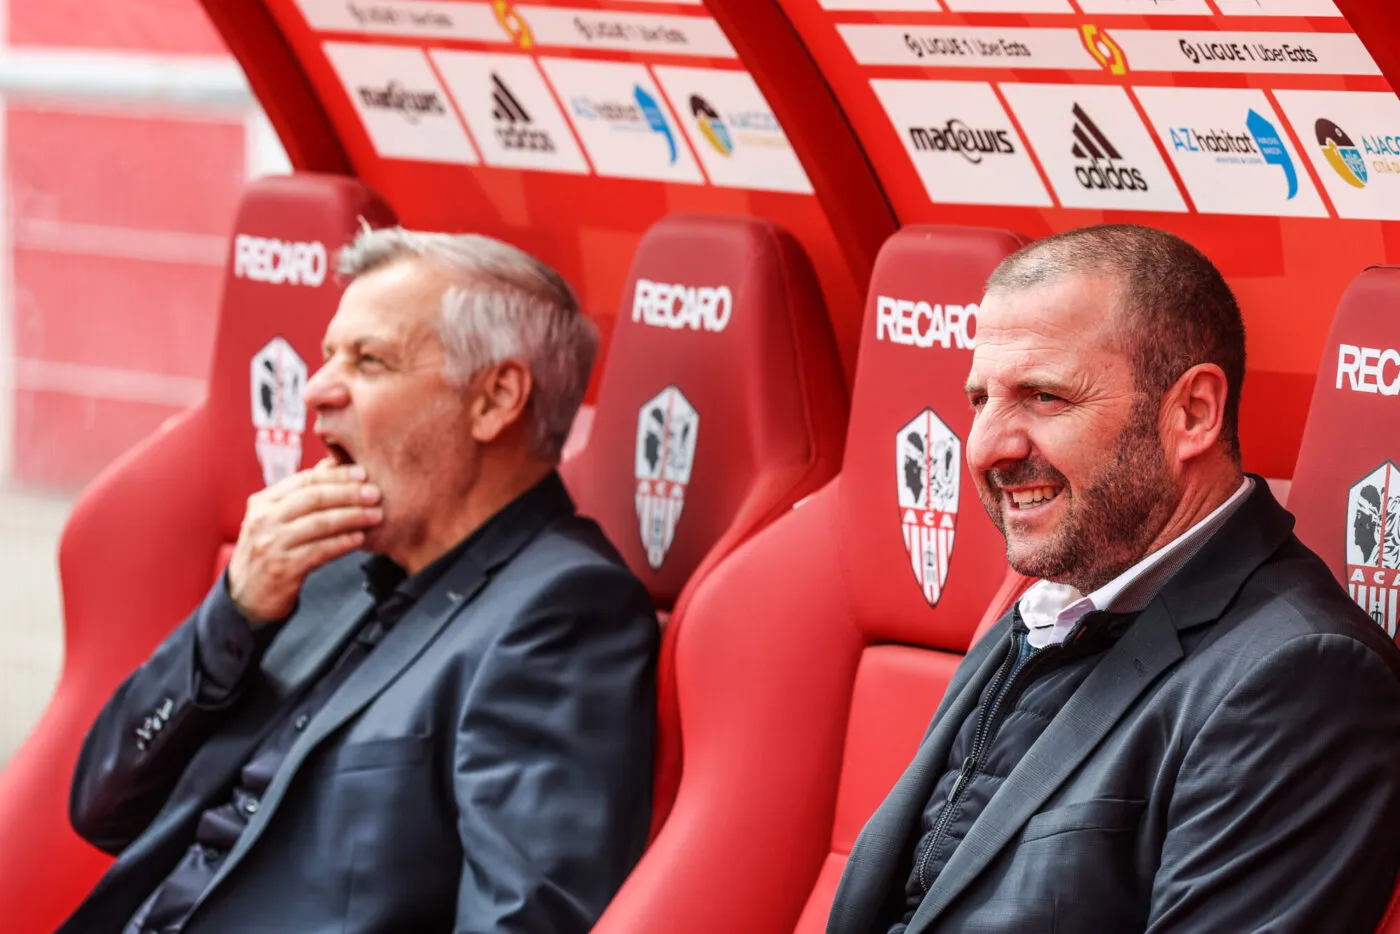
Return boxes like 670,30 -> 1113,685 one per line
1146,632 -> 1400,933
68,573 -> 281,855
451,562 -> 659,934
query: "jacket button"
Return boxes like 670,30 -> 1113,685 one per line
294,714 -> 309,731
244,798 -> 259,815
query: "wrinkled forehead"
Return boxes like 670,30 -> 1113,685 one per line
970,272 -> 1126,376
326,258 -> 450,347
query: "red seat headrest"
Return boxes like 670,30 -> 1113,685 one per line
836,226 -> 1028,652
561,214 -> 847,610
1291,265 -> 1400,641
205,174 -> 395,543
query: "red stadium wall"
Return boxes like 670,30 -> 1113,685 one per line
4,0 -> 259,492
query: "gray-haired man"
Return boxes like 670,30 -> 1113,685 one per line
60,229 -> 658,934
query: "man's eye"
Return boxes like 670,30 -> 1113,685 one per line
358,355 -> 384,370
1033,392 -> 1061,404
969,395 -> 987,411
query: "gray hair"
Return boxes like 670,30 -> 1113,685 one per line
338,226 -> 598,463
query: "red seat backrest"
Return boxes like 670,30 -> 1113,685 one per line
1288,265 -> 1400,934
559,215 -> 849,836
0,174 -> 395,934
560,213 -> 848,613
593,225 -> 1027,934
1292,265 -> 1400,643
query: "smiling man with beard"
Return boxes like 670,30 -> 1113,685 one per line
59,228 -> 658,934
827,224 -> 1400,934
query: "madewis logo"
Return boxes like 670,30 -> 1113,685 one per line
1169,108 -> 1298,199
909,119 -> 1016,164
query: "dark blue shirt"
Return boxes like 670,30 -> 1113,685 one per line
124,543 -> 470,934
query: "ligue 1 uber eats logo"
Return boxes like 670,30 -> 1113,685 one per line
897,408 -> 961,607
1348,461 -> 1400,638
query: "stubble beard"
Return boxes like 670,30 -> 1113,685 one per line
982,398 -> 1177,595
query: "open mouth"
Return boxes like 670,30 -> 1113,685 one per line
1006,485 -> 1062,510
320,435 -> 356,466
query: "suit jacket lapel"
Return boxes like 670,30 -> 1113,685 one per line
907,602 -> 1184,931
828,617 -> 1013,934
259,571 -> 374,698
194,474 -> 576,903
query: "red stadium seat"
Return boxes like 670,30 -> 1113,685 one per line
592,225 -> 1027,934
1288,264 -> 1400,933
559,215 -> 849,836
1291,265 -> 1400,644
560,213 -> 848,613
0,173 -> 395,934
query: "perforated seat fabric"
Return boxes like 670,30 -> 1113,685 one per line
0,174 -> 395,934
1287,265 -> 1400,933
592,226 -> 1027,934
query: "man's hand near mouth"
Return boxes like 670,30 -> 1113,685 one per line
227,457 -> 383,628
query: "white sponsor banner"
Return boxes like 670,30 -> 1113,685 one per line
1134,86 -> 1326,217
1112,29 -> 1380,76
294,0 -> 502,40
945,0 -> 1074,10
514,7 -> 735,58
652,66 -> 812,194
430,51 -> 590,175
1273,90 -> 1400,222
322,42 -> 478,164
1000,83 -> 1186,212
539,58 -> 704,184
818,0 -> 941,8
872,79 -> 1052,207
840,25 -> 1099,71
1075,0 -> 1211,13
1214,0 -> 1342,15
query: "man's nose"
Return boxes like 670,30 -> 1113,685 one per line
967,403 -> 1031,473
302,363 -> 349,411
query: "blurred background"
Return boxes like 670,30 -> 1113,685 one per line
0,0 -> 288,766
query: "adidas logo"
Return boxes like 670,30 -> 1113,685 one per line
491,73 -> 555,153
1071,103 -> 1148,193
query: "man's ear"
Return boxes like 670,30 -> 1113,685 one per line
1164,362 -> 1228,464
469,359 -> 533,444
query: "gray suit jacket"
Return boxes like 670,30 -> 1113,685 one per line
60,474 -> 658,933
828,479 -> 1400,934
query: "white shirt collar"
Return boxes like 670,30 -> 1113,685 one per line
1019,477 -> 1254,649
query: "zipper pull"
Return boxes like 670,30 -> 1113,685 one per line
947,755 -> 975,800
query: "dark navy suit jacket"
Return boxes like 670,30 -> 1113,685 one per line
827,479 -> 1400,934
60,474 -> 659,933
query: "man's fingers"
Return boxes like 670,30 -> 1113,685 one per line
281,505 -> 384,548
261,462 -> 368,504
285,530 -> 368,578
273,480 -> 381,521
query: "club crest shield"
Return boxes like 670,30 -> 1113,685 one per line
897,408 -> 961,607
1346,460 -> 1400,637
634,386 -> 699,569
250,336 -> 307,487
